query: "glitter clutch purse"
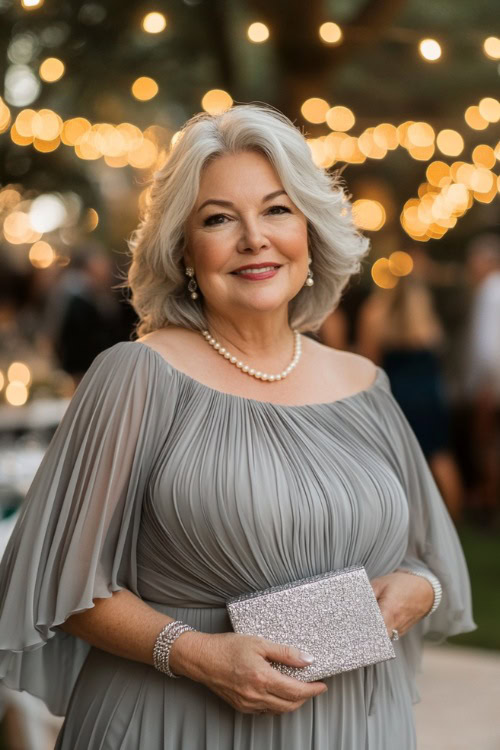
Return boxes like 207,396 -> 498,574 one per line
226,565 -> 396,682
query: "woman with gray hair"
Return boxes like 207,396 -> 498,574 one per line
0,104 -> 475,749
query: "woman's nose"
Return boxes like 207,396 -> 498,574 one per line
237,218 -> 271,253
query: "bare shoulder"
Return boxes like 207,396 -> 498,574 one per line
136,326 -> 206,372
304,336 -> 378,392
137,326 -> 197,354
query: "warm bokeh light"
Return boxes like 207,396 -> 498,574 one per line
131,77 -> 158,101
0,371 -> 4,392
83,208 -> 99,231
7,362 -> 31,385
319,22 -> 342,45
464,106 -> 488,130
388,251 -> 413,277
61,117 -> 91,145
358,129 -> 387,159
470,168 -> 495,193
0,98 -> 12,133
436,129 -> 464,156
3,211 -> 41,244
74,130 -> 100,160
407,122 -> 435,147
352,199 -> 386,231
407,144 -> 435,161
21,0 -> 44,8
426,161 -> 451,187
337,135 -> 366,163
483,36 -> 500,60
39,57 -> 65,82
371,258 -> 398,289
419,39 -> 442,61
373,123 -> 399,150
29,240 -> 55,268
10,123 -> 33,146
0,189 -> 21,210
5,381 -> 28,406
472,145 -> 496,169
32,109 -> 63,140
307,138 -> 328,167
33,136 -> 60,152
301,98 -> 330,124
247,22 -> 269,43
29,194 -> 67,233
396,121 -> 415,149
14,109 -> 36,137
201,89 -> 233,115
478,97 -> 500,123
128,138 -> 158,169
142,12 -> 167,33
325,106 -> 355,132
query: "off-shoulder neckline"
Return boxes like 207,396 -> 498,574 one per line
130,340 -> 384,411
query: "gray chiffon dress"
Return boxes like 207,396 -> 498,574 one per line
0,340 -> 476,749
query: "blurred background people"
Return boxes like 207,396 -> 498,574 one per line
461,233 -> 500,525
43,246 -> 128,384
355,249 -> 464,521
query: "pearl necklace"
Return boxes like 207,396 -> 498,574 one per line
201,329 -> 302,382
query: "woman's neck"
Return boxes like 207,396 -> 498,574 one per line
204,308 -> 294,361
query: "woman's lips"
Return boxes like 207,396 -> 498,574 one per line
232,265 -> 281,281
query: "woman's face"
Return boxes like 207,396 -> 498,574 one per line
184,150 -> 309,322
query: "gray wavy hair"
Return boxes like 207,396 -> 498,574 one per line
125,103 -> 370,337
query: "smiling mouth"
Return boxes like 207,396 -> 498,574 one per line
232,265 -> 281,276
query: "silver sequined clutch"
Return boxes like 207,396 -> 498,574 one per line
226,565 -> 396,682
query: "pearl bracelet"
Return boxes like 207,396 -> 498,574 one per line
397,568 -> 443,616
152,620 -> 196,678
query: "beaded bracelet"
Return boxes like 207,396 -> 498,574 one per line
152,620 -> 196,678
397,568 -> 443,616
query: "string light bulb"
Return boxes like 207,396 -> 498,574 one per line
142,12 -> 167,33
247,22 -> 269,43
201,89 -> 233,114
483,37 -> 500,60
419,39 -> 442,61
131,77 -> 159,101
39,58 -> 65,82
319,22 -> 342,45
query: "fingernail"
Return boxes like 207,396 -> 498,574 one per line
299,651 -> 315,664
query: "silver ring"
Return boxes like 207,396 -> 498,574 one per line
391,629 -> 399,641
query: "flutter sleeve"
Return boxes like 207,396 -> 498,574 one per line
371,369 -> 476,694
0,341 -> 176,715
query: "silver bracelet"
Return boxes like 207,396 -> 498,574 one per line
397,568 -> 443,616
152,620 -> 196,678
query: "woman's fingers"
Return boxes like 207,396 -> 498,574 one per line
258,638 -> 316,668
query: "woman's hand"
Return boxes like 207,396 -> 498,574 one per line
370,571 -> 434,638
169,631 -> 328,714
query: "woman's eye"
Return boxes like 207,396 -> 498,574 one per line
267,205 -> 291,215
203,213 -> 228,227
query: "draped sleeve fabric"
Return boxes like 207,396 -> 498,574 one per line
372,370 -> 476,696
0,341 -> 176,716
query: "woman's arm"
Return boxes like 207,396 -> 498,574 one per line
60,589 -> 328,715
59,589 -> 179,666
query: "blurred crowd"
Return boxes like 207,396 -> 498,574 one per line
320,232 -> 500,527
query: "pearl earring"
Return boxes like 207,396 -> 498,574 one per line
304,258 -> 314,287
185,266 -> 199,300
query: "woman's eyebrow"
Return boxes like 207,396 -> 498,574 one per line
197,190 -> 287,213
